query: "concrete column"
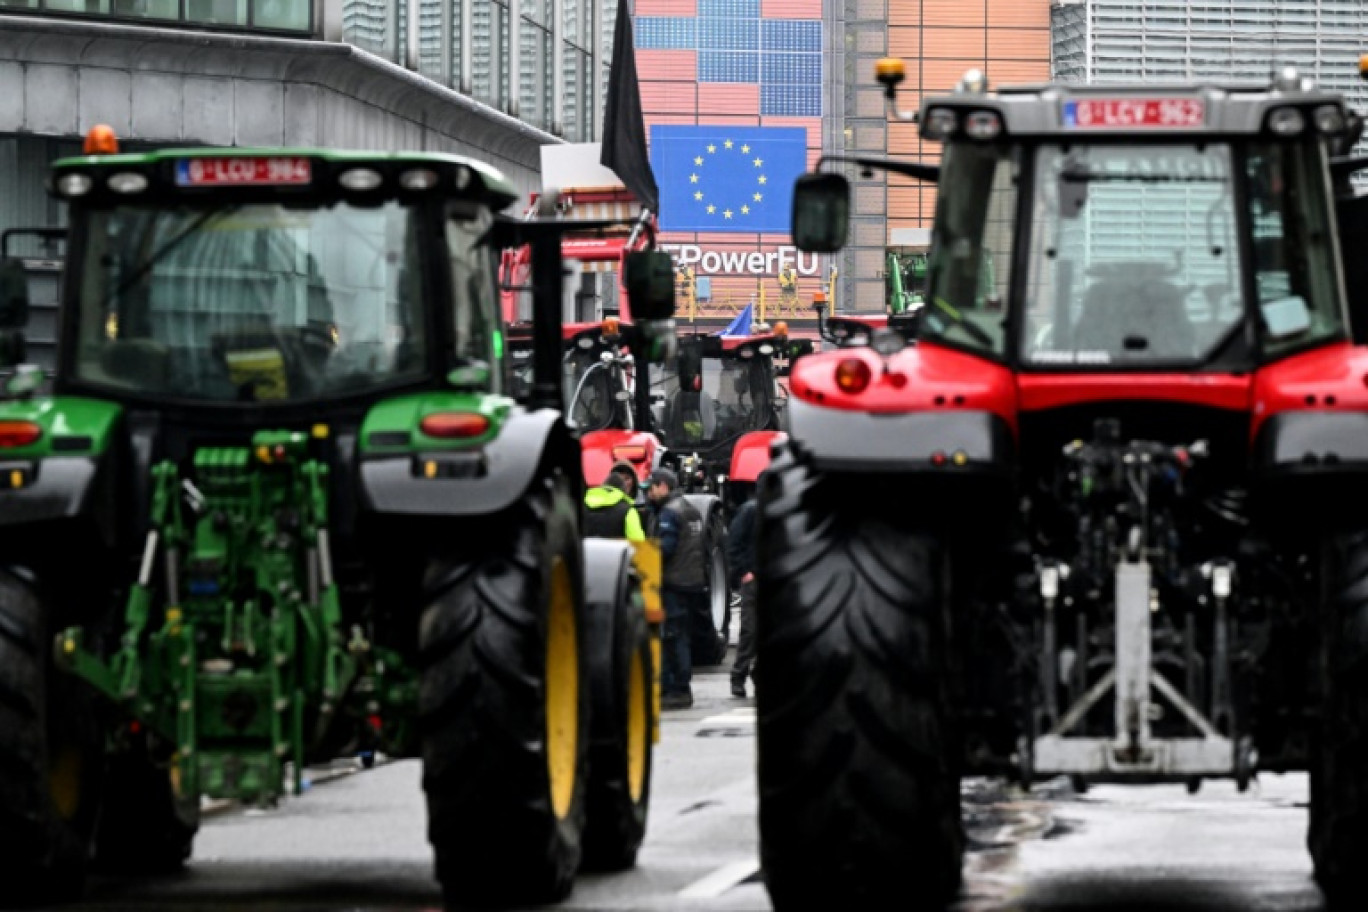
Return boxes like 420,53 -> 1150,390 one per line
590,0 -> 602,139
441,0 -> 453,85
552,0 -> 564,136
508,0 -> 520,117
407,0 -> 420,70
460,0 -> 473,93
317,0 -> 343,40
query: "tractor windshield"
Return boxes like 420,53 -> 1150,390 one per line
69,200 -> 492,404
564,342 -> 632,431
1020,141 -> 1344,366
652,343 -> 776,449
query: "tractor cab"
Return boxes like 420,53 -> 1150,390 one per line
33,145 -> 522,454
650,326 -> 811,495
796,66 -> 1351,389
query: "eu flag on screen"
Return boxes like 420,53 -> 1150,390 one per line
652,125 -> 807,233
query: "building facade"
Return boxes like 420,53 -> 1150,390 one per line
635,0 -> 1052,318
1052,0 -> 1368,117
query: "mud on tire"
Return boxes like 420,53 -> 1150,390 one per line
0,568 -> 101,908
754,449 -> 964,911
1310,530 -> 1368,909
419,474 -> 590,908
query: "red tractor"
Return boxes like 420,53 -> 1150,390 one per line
506,316 -> 807,661
758,61 -> 1368,910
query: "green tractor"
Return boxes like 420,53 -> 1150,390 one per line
0,131 -> 675,907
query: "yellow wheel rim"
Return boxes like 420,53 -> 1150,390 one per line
627,647 -> 649,803
48,746 -> 83,821
545,557 -> 579,820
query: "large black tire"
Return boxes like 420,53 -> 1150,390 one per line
581,540 -> 655,871
0,568 -> 102,907
692,506 -> 730,667
93,737 -> 199,874
420,475 -> 591,908
1309,531 -> 1368,908
754,450 -> 964,911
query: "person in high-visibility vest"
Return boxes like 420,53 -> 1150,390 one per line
582,464 -> 646,541
777,264 -> 798,315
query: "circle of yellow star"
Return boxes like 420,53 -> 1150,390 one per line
753,157 -> 763,167
724,140 -> 734,149
758,175 -> 767,185
706,204 -> 716,214
741,144 -> 750,153
694,156 -> 704,165
690,174 -> 699,183
753,192 -> 763,201
694,191 -> 704,200
707,144 -> 716,153
723,209 -> 733,219
741,205 -> 750,214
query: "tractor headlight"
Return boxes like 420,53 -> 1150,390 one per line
107,172 -> 148,194
964,110 -> 1002,140
1314,104 -> 1346,135
56,173 -> 93,197
338,168 -> 383,191
1266,106 -> 1306,137
922,108 -> 959,142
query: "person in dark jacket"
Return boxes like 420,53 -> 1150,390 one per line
583,466 -> 646,541
727,489 -> 758,698
646,468 -> 706,709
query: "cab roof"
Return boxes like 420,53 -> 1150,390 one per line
921,73 -> 1348,141
49,147 -> 519,210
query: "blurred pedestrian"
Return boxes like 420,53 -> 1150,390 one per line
727,488 -> 758,698
646,468 -> 706,710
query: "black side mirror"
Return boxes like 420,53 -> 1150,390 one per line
791,172 -> 850,253
624,250 -> 677,321
0,259 -> 29,330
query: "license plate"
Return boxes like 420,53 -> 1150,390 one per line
175,157 -> 312,187
1063,98 -> 1206,129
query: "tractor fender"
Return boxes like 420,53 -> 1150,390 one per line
1254,411 -> 1368,473
730,430 -> 786,483
0,456 -> 102,527
358,408 -> 580,517
787,397 -> 1013,474
583,538 -> 638,608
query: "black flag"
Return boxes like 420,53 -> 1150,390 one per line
600,0 -> 659,212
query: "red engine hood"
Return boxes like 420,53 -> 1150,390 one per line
730,431 -> 786,482
581,429 -> 659,485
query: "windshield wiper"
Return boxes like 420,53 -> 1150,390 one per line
99,206 -> 242,312
925,297 -> 995,348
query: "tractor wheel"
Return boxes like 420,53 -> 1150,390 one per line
581,540 -> 654,871
1309,530 -> 1368,908
420,474 -> 590,908
0,568 -> 101,907
694,511 -> 730,666
93,738 -> 199,874
754,451 -> 964,911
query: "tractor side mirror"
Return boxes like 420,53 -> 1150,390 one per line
623,250 -> 676,321
0,258 -> 29,330
0,259 -> 30,370
1261,294 -> 1312,341
792,172 -> 850,253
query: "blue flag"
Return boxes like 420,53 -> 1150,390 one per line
717,303 -> 754,337
651,125 -> 807,233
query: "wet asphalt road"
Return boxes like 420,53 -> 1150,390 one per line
61,664 -> 1329,912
